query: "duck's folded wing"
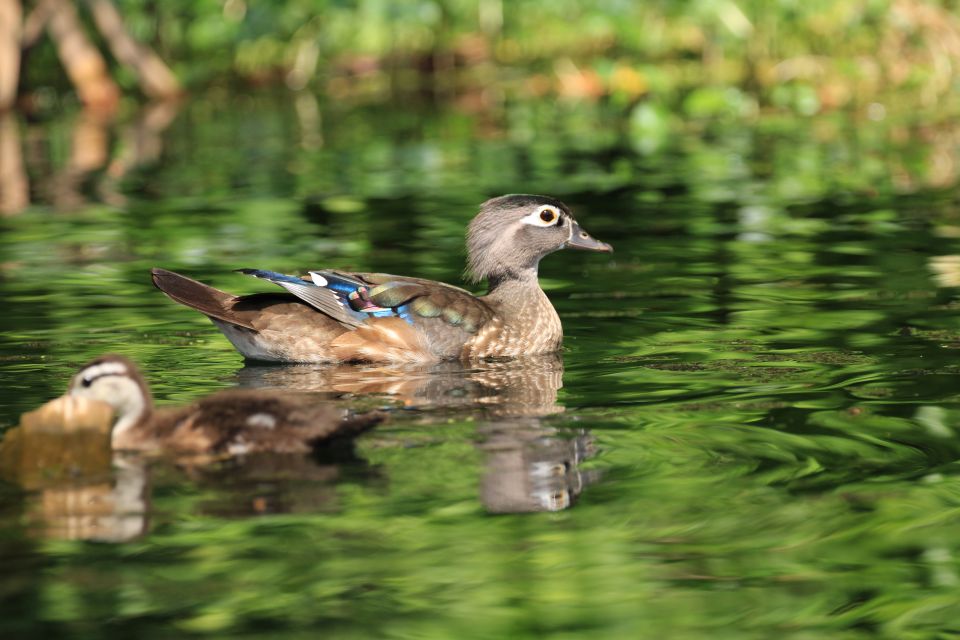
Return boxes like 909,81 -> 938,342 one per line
331,274 -> 497,361
239,268 -> 494,334
237,269 -> 366,328
342,272 -> 495,334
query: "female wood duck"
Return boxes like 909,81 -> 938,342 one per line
66,354 -> 382,454
152,194 -> 612,363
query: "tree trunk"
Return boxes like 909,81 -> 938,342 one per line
86,0 -> 180,99
44,0 -> 119,111
0,0 -> 22,110
0,112 -> 28,215
22,0 -> 55,49
52,109 -> 112,210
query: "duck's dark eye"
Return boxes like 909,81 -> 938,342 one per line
81,377 -> 93,388
540,209 -> 557,223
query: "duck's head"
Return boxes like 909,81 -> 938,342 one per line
68,355 -> 153,440
467,195 -> 612,283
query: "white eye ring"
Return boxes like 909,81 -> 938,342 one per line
521,205 -> 561,228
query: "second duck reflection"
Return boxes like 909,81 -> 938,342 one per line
16,355 -> 596,541
237,354 -> 598,515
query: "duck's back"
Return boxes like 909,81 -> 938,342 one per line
262,270 -> 499,361
153,390 -> 381,455
152,268 -> 563,363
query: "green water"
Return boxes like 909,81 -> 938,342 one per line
2,94 -> 960,638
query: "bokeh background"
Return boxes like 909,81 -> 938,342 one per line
3,2 -> 960,639
2,0 -> 960,215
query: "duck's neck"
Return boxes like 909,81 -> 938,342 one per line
475,266 -> 563,356
485,266 -> 542,301
110,394 -> 152,449
484,266 -> 559,322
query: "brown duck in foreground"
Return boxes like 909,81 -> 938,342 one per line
152,194 -> 612,363
64,354 -> 383,455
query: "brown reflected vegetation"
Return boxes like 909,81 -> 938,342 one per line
2,98 -> 179,214
0,0 -> 21,111
929,255 -> 960,288
0,111 -> 28,215
86,0 -> 180,100
2,395 -> 114,478
4,0 -> 179,112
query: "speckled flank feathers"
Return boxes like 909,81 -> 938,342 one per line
152,195 -> 611,363
462,281 -> 563,358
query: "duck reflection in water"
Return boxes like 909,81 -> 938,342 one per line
479,419 -> 596,514
0,353 -> 598,541
237,353 -> 599,513
0,355 -> 383,541
0,397 -> 150,542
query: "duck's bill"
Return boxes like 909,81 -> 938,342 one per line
567,223 -> 613,252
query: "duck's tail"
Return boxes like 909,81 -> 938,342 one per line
308,410 -> 387,456
151,268 -> 257,331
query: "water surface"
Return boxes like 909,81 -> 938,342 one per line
2,94 -> 960,638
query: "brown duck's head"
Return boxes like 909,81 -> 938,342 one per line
466,194 -> 612,283
68,354 -> 153,440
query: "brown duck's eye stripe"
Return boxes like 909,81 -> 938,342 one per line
80,361 -> 129,387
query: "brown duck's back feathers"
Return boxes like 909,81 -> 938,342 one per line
124,389 -> 383,456
360,272 -> 477,297
153,267 -> 537,362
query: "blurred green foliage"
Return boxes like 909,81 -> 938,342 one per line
20,0 -> 960,120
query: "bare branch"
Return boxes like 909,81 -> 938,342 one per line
22,0 -> 53,49
0,0 -> 23,110
86,0 -> 180,99
44,0 -> 119,111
